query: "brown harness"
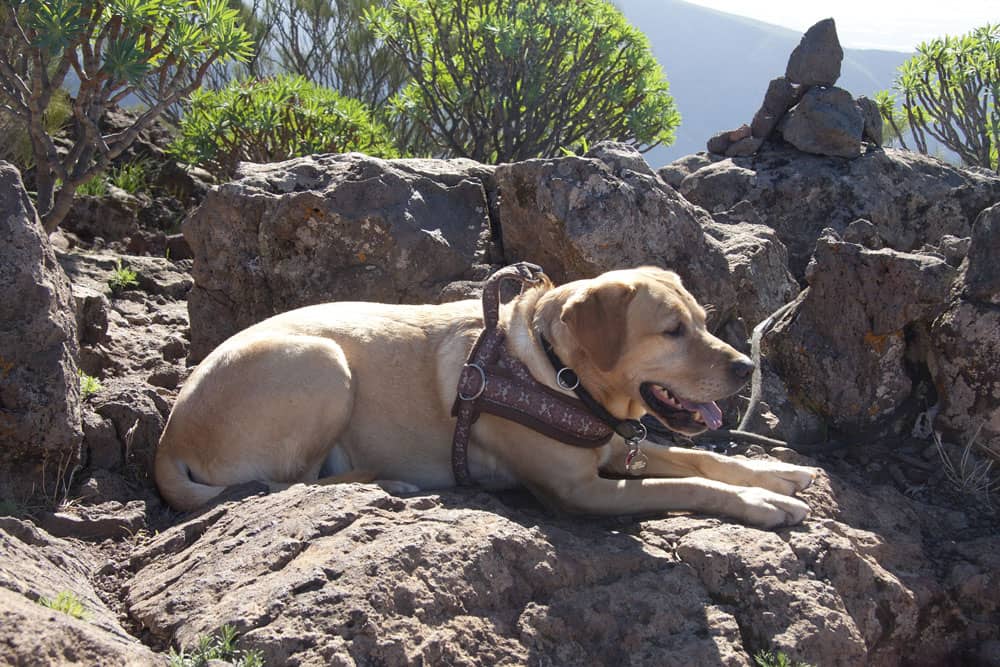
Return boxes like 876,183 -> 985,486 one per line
450,263 -> 648,486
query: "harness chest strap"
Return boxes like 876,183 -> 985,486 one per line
450,263 -> 614,486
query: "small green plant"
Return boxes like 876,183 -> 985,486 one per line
170,74 -> 397,178
78,370 -> 103,399
37,591 -> 87,620
754,650 -> 813,667
109,160 -> 150,194
76,174 -> 108,197
108,260 -> 140,293
168,625 -> 264,667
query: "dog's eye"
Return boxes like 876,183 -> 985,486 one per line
663,322 -> 685,338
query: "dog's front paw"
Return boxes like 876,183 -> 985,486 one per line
741,460 -> 818,496
734,487 -> 810,529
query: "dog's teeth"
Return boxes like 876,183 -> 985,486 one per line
693,410 -> 703,423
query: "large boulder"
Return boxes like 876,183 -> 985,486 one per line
184,153 -> 499,361
496,146 -> 738,326
930,204 -> 1000,457
125,469 -> 994,666
778,86 -> 865,159
679,146 -> 1000,279
757,234 -> 956,442
704,221 -> 800,331
785,18 -> 843,86
0,163 -> 82,502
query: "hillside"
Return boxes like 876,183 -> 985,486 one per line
615,0 -> 911,166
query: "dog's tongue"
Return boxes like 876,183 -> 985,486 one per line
680,398 -> 723,430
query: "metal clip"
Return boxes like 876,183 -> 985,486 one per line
458,363 -> 487,401
624,421 -> 648,473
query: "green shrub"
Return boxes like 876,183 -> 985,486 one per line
170,75 -> 397,177
0,0 -> 254,231
109,160 -> 150,194
168,625 -> 264,667
0,88 -> 72,172
894,23 -> 1000,171
108,259 -> 139,293
76,174 -> 108,197
754,650 -> 813,667
366,0 -> 680,162
38,591 -> 87,620
78,370 -> 103,398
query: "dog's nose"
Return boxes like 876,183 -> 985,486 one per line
730,357 -> 755,381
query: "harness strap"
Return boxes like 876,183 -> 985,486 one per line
451,262 -> 544,486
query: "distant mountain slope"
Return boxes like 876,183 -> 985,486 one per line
615,0 -> 911,167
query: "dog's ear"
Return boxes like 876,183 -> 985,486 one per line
561,281 -> 637,371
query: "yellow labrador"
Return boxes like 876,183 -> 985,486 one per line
155,267 -> 815,527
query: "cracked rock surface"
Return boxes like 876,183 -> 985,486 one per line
122,462 -> 994,667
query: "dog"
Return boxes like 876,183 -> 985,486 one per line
155,266 -> 815,528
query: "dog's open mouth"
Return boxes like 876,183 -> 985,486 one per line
640,382 -> 723,434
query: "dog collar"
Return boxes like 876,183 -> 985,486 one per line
538,335 -> 650,472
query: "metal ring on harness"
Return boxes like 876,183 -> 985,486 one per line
458,363 -> 487,401
556,367 -> 580,391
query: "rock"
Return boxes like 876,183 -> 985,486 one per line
0,162 -> 82,503
125,472 -> 989,667
937,235 -> 972,267
779,86 -> 864,159
185,153 -> 497,361
964,203 -> 1000,304
678,146 -> 1000,279
38,500 -> 146,541
704,222 -> 799,330
583,141 -> 655,177
751,77 -> 802,140
725,136 -> 763,157
842,218 -> 884,249
785,18 -> 844,86
856,95 -> 883,146
496,154 -> 737,325
164,232 -> 193,260
0,518 -> 164,665
930,299 -> 1000,458
707,124 -> 751,155
71,283 -> 110,345
92,378 -> 169,484
758,235 -> 956,441
82,410 -> 121,470
62,186 -> 143,244
657,153 -> 722,188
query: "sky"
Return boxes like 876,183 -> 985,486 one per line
682,1 -> 997,51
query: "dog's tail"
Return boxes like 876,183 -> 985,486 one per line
154,449 -> 227,512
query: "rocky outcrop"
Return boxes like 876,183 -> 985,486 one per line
679,146 -> 1000,278
930,203 -> 1000,457
0,163 -> 82,502
755,233 -> 956,443
124,468 -> 996,667
0,517 -> 165,665
184,152 -> 498,360
496,147 -> 737,326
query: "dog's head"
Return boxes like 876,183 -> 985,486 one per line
539,267 -> 753,436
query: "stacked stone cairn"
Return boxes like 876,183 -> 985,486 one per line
707,18 -> 882,159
